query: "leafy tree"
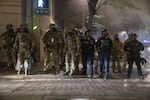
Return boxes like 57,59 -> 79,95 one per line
87,0 -> 136,29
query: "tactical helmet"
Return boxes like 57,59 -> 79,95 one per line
49,23 -> 57,32
114,34 -> 119,41
103,29 -> 107,32
133,33 -> 138,39
6,24 -> 13,30
101,28 -> 108,36
49,23 -> 56,29
128,32 -> 134,38
16,28 -> 21,33
84,30 -> 91,36
133,33 -> 137,36
114,34 -> 119,38
20,24 -> 28,32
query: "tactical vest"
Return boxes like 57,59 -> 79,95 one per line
81,36 -> 88,49
126,40 -> 144,56
101,40 -> 110,50
81,36 -> 94,50
1,31 -> 15,46
97,37 -> 112,54
18,32 -> 31,48
43,31 -> 60,48
66,34 -> 77,49
112,40 -> 122,53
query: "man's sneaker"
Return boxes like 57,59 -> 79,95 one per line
104,77 -> 108,80
87,75 -> 93,78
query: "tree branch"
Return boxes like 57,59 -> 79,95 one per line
95,0 -> 105,11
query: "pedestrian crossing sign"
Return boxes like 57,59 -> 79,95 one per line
35,0 -> 49,14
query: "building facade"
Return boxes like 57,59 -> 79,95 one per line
0,0 -> 57,63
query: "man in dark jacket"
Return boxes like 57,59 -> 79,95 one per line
124,33 -> 144,79
96,29 -> 113,80
81,30 -> 95,78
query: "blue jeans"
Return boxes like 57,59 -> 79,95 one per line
87,53 -> 94,77
98,52 -> 110,78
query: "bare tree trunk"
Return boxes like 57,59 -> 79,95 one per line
87,8 -> 95,29
87,0 -> 98,30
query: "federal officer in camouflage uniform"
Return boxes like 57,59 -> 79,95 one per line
43,24 -> 62,74
111,34 -> 123,73
14,28 -> 21,64
14,24 -> 35,75
0,24 -> 15,69
122,33 -> 134,72
57,29 -> 65,70
71,28 -> 81,74
80,30 -> 95,78
75,29 -> 83,74
64,28 -> 79,76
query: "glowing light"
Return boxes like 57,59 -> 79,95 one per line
143,40 -> 150,43
38,0 -> 44,8
33,26 -> 38,30
148,47 -> 150,51
119,31 -> 127,36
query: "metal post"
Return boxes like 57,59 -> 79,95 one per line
21,0 -> 27,24
26,0 -> 33,32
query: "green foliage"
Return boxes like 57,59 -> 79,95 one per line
86,0 -> 138,28
102,0 -> 137,9
93,14 -> 105,28
94,15 -> 104,19
93,22 -> 105,28
87,15 -> 104,20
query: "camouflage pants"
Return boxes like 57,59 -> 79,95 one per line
59,48 -> 65,69
15,48 -> 31,72
75,53 -> 82,73
65,49 -> 76,75
122,54 -> 128,72
5,47 -> 15,67
112,56 -> 122,72
43,48 -> 59,72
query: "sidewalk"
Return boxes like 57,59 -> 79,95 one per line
0,62 -> 150,100
0,72 -> 150,100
